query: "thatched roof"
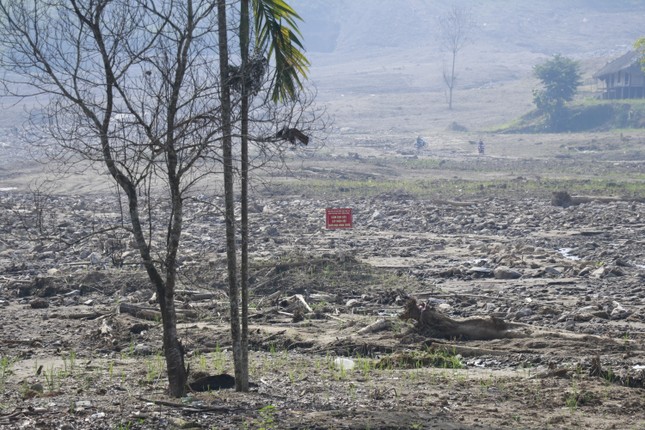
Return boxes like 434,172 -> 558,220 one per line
593,51 -> 643,79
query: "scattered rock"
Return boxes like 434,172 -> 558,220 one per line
493,267 -> 522,280
30,298 -> 49,309
611,306 -> 631,320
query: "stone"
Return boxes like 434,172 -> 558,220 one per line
610,307 -> 631,320
30,383 -> 44,393
30,298 -> 49,309
468,267 -> 493,277
334,357 -> 354,370
515,307 -> 533,318
544,266 -> 562,276
75,400 -> 92,409
345,299 -> 360,308
573,313 -> 593,322
590,267 -> 606,278
437,303 -> 452,312
493,267 -> 522,280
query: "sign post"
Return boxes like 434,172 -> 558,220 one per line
325,208 -> 353,229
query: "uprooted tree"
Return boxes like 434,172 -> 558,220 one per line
401,298 -> 522,340
0,0 -> 319,397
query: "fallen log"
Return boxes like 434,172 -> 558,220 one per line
119,303 -> 199,321
357,319 -> 390,335
119,303 -> 160,321
49,311 -> 110,320
175,290 -> 221,301
551,191 -> 645,207
432,199 -> 479,207
401,298 -> 521,340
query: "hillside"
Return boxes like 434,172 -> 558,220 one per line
501,100 -> 645,133
290,0 -> 645,134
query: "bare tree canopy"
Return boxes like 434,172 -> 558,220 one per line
0,0 -> 320,397
438,5 -> 474,110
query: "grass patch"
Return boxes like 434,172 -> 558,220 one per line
270,176 -> 645,201
251,252 -> 416,297
376,349 -> 463,370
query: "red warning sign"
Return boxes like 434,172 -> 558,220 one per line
325,208 -> 353,229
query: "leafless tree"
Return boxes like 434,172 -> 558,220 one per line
0,0 -> 226,397
438,5 -> 474,110
0,0 -> 321,397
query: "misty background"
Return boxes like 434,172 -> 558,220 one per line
288,0 -> 645,133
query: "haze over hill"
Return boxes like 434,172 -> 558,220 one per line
291,0 -> 645,134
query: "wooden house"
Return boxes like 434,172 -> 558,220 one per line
594,51 -> 645,99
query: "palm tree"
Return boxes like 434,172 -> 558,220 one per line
232,0 -> 309,391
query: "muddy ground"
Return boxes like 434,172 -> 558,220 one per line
1,130 -> 644,429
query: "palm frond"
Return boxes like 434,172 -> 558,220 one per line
252,0 -> 309,101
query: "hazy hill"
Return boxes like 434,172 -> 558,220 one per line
294,0 -> 644,56
290,0 -> 645,134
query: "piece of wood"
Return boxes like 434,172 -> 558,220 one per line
119,303 -> 160,321
357,319 -> 390,335
137,396 -> 237,413
401,298 -> 521,340
324,313 -> 344,322
256,290 -> 282,308
287,294 -> 312,313
432,199 -> 478,207
99,319 -> 112,335
277,311 -> 294,317
189,374 -> 236,391
175,290 -> 220,301
552,191 -> 645,207
50,311 -> 110,320
119,303 -> 199,321
185,293 -> 218,301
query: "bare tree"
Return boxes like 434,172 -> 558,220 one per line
438,5 -> 474,110
0,0 -> 320,397
0,0 -> 224,397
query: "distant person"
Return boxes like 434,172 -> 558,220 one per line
415,135 -> 426,150
478,139 -> 485,155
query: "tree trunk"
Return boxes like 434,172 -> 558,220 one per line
108,138 -> 187,397
238,0 -> 250,392
158,288 -> 187,397
217,0 -> 242,388
448,49 -> 456,110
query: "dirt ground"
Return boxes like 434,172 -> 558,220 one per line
1,2 -> 645,428
1,126 -> 645,430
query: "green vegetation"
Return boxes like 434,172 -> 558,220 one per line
377,349 -> 463,370
251,253 -> 416,297
635,37 -> 645,72
0,357 -> 15,391
246,404 -> 278,430
503,99 -> 645,133
533,54 -> 582,131
143,353 -> 165,385
271,175 -> 645,202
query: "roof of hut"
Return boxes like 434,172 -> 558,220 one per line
594,51 -> 643,79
